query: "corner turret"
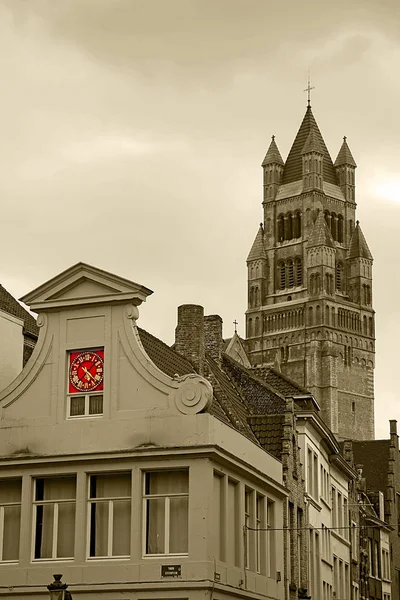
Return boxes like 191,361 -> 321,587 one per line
334,136 -> 357,203
301,127 -> 324,192
262,135 -> 284,203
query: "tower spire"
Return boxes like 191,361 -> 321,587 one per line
303,73 -> 315,107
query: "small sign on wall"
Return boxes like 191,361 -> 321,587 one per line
161,565 -> 182,578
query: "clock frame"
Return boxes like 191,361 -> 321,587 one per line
68,349 -> 104,394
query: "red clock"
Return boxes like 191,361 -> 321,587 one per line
69,349 -> 104,394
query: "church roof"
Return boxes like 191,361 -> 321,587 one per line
282,105 -> 338,185
262,136 -> 284,166
334,137 -> 357,167
308,210 -> 335,248
247,224 -> 267,262
348,221 -> 373,260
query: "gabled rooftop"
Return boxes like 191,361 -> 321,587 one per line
308,210 -> 335,248
334,136 -> 357,167
282,105 -> 337,185
247,224 -> 267,262
262,135 -> 284,166
348,221 -> 373,260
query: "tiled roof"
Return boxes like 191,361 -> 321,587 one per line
282,105 -> 338,185
308,210 -> 335,248
138,326 -> 194,378
247,225 -> 267,262
137,327 -> 256,441
248,414 -> 285,459
206,355 -> 258,442
222,355 -> 286,414
334,137 -> 357,167
262,136 -> 284,166
250,365 -> 307,397
323,182 -> 346,201
348,222 -> 373,260
352,440 -> 390,493
0,284 -> 38,339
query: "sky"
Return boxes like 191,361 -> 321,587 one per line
0,0 -> 399,439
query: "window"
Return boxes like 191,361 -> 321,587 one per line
144,470 -> 188,555
336,262 -> 344,291
0,479 -> 21,562
245,488 -> 253,569
256,494 -> 265,574
307,447 -> 318,499
88,472 -> 131,558
33,476 -> 76,560
67,349 -> 104,418
278,258 -> 302,290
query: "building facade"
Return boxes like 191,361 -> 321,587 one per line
0,263 -> 286,600
245,103 -> 375,440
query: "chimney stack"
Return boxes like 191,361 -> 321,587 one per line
175,305 -> 205,375
390,420 -> 398,450
204,315 -> 223,363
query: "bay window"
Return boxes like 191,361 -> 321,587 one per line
144,470 -> 188,555
88,472 -> 131,558
33,476 -> 76,560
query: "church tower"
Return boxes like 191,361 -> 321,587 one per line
246,102 -> 375,440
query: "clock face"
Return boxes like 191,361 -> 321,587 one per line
69,349 -> 104,394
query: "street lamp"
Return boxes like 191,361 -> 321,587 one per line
47,574 -> 72,600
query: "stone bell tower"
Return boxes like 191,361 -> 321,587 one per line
245,101 -> 375,440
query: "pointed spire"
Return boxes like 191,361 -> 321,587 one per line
262,135 -> 284,166
247,223 -> 267,262
301,126 -> 324,155
348,221 -> 373,260
334,136 -> 357,167
308,211 -> 334,248
282,105 -> 337,185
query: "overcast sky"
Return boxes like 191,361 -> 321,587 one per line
0,0 -> 399,439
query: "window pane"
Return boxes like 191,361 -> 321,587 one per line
146,471 -> 188,495
146,498 -> 165,554
90,473 -> 131,499
57,502 -> 75,558
0,479 -> 21,503
3,505 -> 21,561
169,496 -> 188,553
36,503 -> 54,558
42,477 -> 76,501
112,499 -> 131,556
89,395 -> 103,415
70,396 -> 85,416
90,501 -> 109,557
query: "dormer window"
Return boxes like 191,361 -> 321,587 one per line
67,349 -> 104,418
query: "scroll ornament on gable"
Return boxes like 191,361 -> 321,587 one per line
171,374 -> 213,415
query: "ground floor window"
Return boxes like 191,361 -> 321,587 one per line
0,479 -> 21,562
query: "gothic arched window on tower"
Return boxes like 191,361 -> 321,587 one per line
293,212 -> 302,238
337,215 -> 344,244
336,262 -> 344,291
248,318 -> 253,338
286,214 -> 293,241
279,262 -> 286,290
331,212 -> 338,241
287,259 -> 294,288
295,257 -> 302,286
277,215 -> 285,242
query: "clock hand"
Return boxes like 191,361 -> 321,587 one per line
82,366 -> 97,382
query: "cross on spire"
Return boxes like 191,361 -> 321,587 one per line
304,73 -> 315,107
233,319 -> 238,334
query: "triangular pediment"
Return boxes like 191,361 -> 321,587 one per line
20,262 -> 153,312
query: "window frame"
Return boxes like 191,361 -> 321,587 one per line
31,476 -> 76,562
66,392 -> 104,419
0,478 -> 22,563
143,469 -> 189,558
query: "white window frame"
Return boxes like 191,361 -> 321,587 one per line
32,477 -> 76,562
0,480 -> 21,563
66,392 -> 103,419
143,470 -> 189,557
87,472 -> 131,560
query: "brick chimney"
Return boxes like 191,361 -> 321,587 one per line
389,420 -> 398,449
204,315 -> 223,363
174,305 -> 205,375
